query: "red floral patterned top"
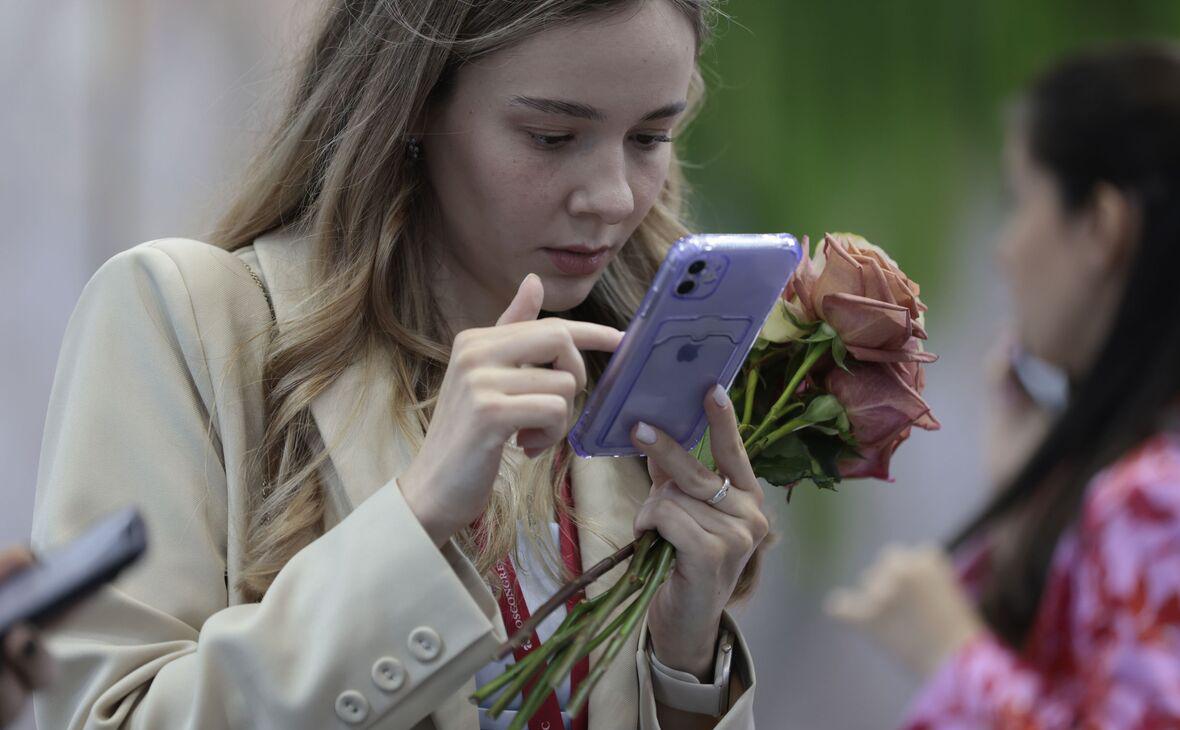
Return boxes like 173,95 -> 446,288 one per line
904,430 -> 1180,729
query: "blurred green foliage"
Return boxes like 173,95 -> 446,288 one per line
681,1 -> 1180,568
684,0 -> 1180,297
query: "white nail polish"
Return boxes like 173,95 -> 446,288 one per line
636,421 -> 657,444
712,384 -> 729,407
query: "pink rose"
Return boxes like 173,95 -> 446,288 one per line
787,233 -> 935,364
825,361 -> 941,481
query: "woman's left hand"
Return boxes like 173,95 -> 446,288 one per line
825,543 -> 984,678
630,383 -> 769,680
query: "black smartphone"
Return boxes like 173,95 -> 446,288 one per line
0,507 -> 146,637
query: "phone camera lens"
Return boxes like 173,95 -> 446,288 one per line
688,260 -> 706,274
676,280 -> 696,295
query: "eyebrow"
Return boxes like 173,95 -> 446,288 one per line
508,96 -> 687,123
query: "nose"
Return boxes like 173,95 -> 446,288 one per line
567,145 -> 635,225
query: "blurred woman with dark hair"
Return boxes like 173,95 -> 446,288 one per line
830,42 -> 1180,727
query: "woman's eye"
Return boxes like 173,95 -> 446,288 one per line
529,132 -> 573,148
633,133 -> 673,150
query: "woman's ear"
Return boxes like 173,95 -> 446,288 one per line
1078,182 -> 1141,275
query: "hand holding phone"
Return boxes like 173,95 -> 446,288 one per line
0,507 -> 146,640
0,547 -> 54,727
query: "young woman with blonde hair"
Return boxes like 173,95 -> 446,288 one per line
31,1 -> 769,728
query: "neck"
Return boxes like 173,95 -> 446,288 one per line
429,243 -> 510,340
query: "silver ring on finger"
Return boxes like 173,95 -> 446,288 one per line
705,474 -> 731,505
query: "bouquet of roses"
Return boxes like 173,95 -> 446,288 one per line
472,233 -> 940,728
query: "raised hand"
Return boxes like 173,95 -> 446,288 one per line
398,273 -> 625,546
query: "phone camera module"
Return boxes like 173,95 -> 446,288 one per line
676,280 -> 696,295
688,260 -> 706,274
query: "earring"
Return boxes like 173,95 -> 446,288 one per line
407,136 -> 423,161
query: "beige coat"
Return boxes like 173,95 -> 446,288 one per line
30,229 -> 757,729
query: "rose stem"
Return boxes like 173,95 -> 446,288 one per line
567,538 -> 676,718
474,575 -> 645,705
481,577 -> 646,712
741,367 -> 759,433
522,560 -> 656,722
472,595 -> 601,703
746,415 -> 811,460
494,537 -> 639,660
501,595 -> 639,728
743,340 -> 831,449
504,641 -> 579,730
547,531 -> 658,683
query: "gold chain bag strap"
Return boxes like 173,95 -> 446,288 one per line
241,261 -> 277,326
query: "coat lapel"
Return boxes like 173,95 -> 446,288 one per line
253,227 -> 656,729
253,228 -> 419,514
570,454 -> 653,729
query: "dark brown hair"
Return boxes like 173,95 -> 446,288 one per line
951,41 -> 1180,647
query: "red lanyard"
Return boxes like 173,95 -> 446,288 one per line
487,460 -> 589,730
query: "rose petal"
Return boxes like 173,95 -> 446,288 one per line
852,254 -> 897,306
839,438 -> 902,481
884,362 -> 941,430
826,362 -> 934,446
791,234 -> 821,321
760,298 -> 809,343
846,345 -> 939,363
881,268 -> 924,319
810,234 -> 866,312
821,293 -> 912,351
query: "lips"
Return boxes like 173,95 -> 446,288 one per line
543,246 -> 612,275
549,245 -> 610,254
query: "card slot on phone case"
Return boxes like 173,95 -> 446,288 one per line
650,314 -> 752,344
598,315 -> 753,447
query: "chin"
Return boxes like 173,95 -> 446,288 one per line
539,275 -> 598,313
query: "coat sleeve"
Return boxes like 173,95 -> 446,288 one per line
30,240 -> 503,730
636,610 -> 757,729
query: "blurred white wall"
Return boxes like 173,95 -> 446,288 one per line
0,2 -> 314,727
0,3 -> 999,729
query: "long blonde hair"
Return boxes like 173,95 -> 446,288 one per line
212,0 -> 715,602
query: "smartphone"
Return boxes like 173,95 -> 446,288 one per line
568,233 -> 802,458
0,507 -> 146,637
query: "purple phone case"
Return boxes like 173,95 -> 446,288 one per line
568,233 -> 802,459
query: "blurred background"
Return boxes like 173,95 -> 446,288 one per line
2,1 -> 1179,728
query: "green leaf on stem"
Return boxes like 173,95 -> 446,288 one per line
798,430 -> 845,486
799,394 -> 844,425
693,428 -> 714,470
831,335 -> 851,373
801,322 -> 838,344
751,434 -> 814,488
782,305 -> 818,334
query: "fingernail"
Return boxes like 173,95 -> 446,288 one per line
636,421 -> 657,444
712,383 -> 729,408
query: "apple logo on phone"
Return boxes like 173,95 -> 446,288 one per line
676,342 -> 701,362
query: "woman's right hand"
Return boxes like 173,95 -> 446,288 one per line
0,547 -> 56,728
397,273 -> 625,546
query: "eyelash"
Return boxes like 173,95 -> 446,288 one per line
528,132 -> 673,151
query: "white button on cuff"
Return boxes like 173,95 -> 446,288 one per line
334,690 -> 370,725
372,656 -> 406,692
408,626 -> 443,662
